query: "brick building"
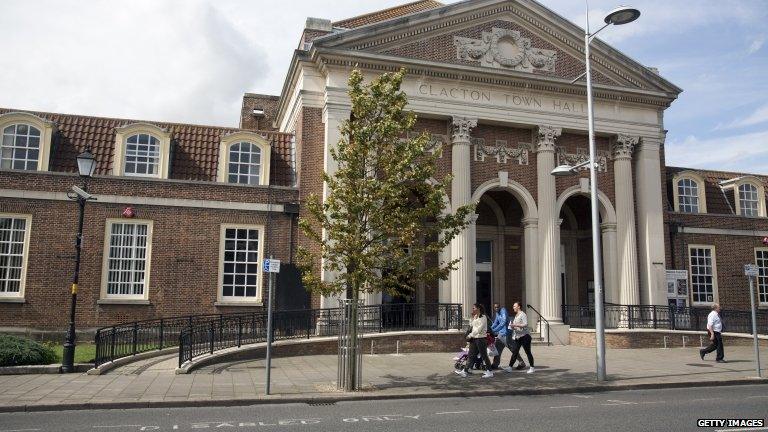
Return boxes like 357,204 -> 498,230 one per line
1,0 -> 766,332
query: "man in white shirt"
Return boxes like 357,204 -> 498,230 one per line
699,303 -> 726,363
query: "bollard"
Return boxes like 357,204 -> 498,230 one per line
699,335 -> 703,348
370,340 -> 375,356
396,340 -> 400,355
663,335 -> 668,349
682,335 -> 687,348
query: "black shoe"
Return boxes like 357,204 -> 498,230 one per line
699,350 -> 705,361
515,363 -> 527,370
716,359 -> 727,363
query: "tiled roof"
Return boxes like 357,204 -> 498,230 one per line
333,0 -> 443,29
0,108 -> 295,187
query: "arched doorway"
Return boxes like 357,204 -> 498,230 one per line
474,189 -> 526,312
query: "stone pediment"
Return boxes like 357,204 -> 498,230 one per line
311,0 -> 681,97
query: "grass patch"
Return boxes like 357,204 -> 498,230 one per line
50,343 -> 97,364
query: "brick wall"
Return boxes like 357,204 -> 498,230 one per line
240,94 -> 280,131
570,329 -> 768,349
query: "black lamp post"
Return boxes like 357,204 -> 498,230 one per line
61,150 -> 97,373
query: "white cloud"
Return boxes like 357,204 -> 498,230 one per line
666,129 -> 768,174
748,35 -> 765,54
715,104 -> 768,130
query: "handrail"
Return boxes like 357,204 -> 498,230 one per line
178,303 -> 463,367
527,305 -> 550,346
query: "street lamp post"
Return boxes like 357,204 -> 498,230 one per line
61,150 -> 97,373
551,4 -> 640,381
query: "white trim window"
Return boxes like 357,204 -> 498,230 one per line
1,124 -> 41,170
219,225 -> 264,302
689,245 -> 717,305
227,142 -> 262,185
124,133 -> 161,177
0,215 -> 31,298
738,183 -> 759,217
756,248 -> 768,306
103,221 -> 152,299
677,178 -> 699,213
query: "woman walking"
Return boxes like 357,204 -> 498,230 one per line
504,301 -> 535,374
455,303 -> 494,378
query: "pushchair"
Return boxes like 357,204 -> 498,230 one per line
452,339 -> 492,371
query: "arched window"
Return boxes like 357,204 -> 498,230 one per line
124,133 -> 161,176
677,178 -> 699,213
738,183 -> 759,217
672,171 -> 707,214
227,142 -> 262,185
1,124 -> 41,170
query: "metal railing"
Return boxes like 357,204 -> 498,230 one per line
562,304 -> 768,334
177,303 -> 462,367
93,313 -> 254,367
526,305 -> 550,345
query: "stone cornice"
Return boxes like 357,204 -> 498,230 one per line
313,50 -> 675,108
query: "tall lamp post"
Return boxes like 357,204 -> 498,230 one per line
551,4 -> 640,381
61,150 -> 97,373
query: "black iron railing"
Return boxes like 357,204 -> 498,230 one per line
178,303 -> 463,367
562,304 -> 768,334
526,305 -> 550,345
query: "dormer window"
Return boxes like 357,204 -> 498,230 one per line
738,183 -> 759,217
720,176 -> 766,217
672,171 -> 707,214
124,133 -> 160,176
217,131 -> 271,186
0,112 -> 55,172
113,123 -> 172,179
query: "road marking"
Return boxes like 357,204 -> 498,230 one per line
492,408 -> 521,412
93,428 -> 142,430
573,395 -> 593,399
691,397 -> 721,402
0,429 -> 41,432
746,395 -> 768,399
549,405 -> 579,409
640,401 -> 665,404
435,411 -> 471,415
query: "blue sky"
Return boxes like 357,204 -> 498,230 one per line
0,0 -> 766,174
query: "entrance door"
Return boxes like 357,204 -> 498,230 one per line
476,240 -> 493,313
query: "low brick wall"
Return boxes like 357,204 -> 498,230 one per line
570,329 -> 768,349
182,330 -> 466,372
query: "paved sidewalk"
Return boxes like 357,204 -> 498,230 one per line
0,345 -> 765,412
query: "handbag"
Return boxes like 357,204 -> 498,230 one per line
487,343 -> 499,357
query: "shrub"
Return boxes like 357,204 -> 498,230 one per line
0,334 -> 57,367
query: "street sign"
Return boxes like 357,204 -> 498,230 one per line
744,264 -> 759,277
263,259 -> 281,273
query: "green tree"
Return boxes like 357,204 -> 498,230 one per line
297,68 -> 474,389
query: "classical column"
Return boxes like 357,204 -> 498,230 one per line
449,117 -> 477,319
320,104 -> 351,308
522,217 -> 539,312
613,134 -> 640,306
536,125 -> 562,323
634,137 -> 667,305
600,222 -> 619,304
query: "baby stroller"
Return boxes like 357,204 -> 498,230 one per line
453,339 -> 493,371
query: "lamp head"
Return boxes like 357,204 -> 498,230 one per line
76,149 -> 96,178
604,6 -> 641,25
551,165 -> 577,177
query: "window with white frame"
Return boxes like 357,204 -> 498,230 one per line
756,248 -> 768,305
0,215 -> 30,297
124,134 -> 161,177
677,178 -> 699,213
219,226 -> 263,301
103,221 -> 151,298
227,142 -> 262,185
1,124 -> 41,170
738,183 -> 760,217
689,246 -> 716,304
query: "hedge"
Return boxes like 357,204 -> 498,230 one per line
0,334 -> 57,367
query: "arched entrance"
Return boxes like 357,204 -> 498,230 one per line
556,188 -> 618,308
474,190 -> 525,312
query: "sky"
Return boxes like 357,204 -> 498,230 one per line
0,0 -> 766,174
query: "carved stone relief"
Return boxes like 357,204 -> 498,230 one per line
535,125 -> 562,152
556,147 -> 609,172
407,132 -> 448,157
613,134 -> 639,159
472,138 -> 530,165
454,27 -> 557,73
451,117 -> 477,143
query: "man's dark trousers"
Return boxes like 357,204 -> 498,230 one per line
701,332 -> 724,361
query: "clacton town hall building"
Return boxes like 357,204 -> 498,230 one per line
1,0 -> 767,334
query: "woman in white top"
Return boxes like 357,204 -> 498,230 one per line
455,302 -> 494,378
504,301 -> 535,374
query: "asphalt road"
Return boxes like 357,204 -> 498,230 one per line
1,384 -> 766,432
